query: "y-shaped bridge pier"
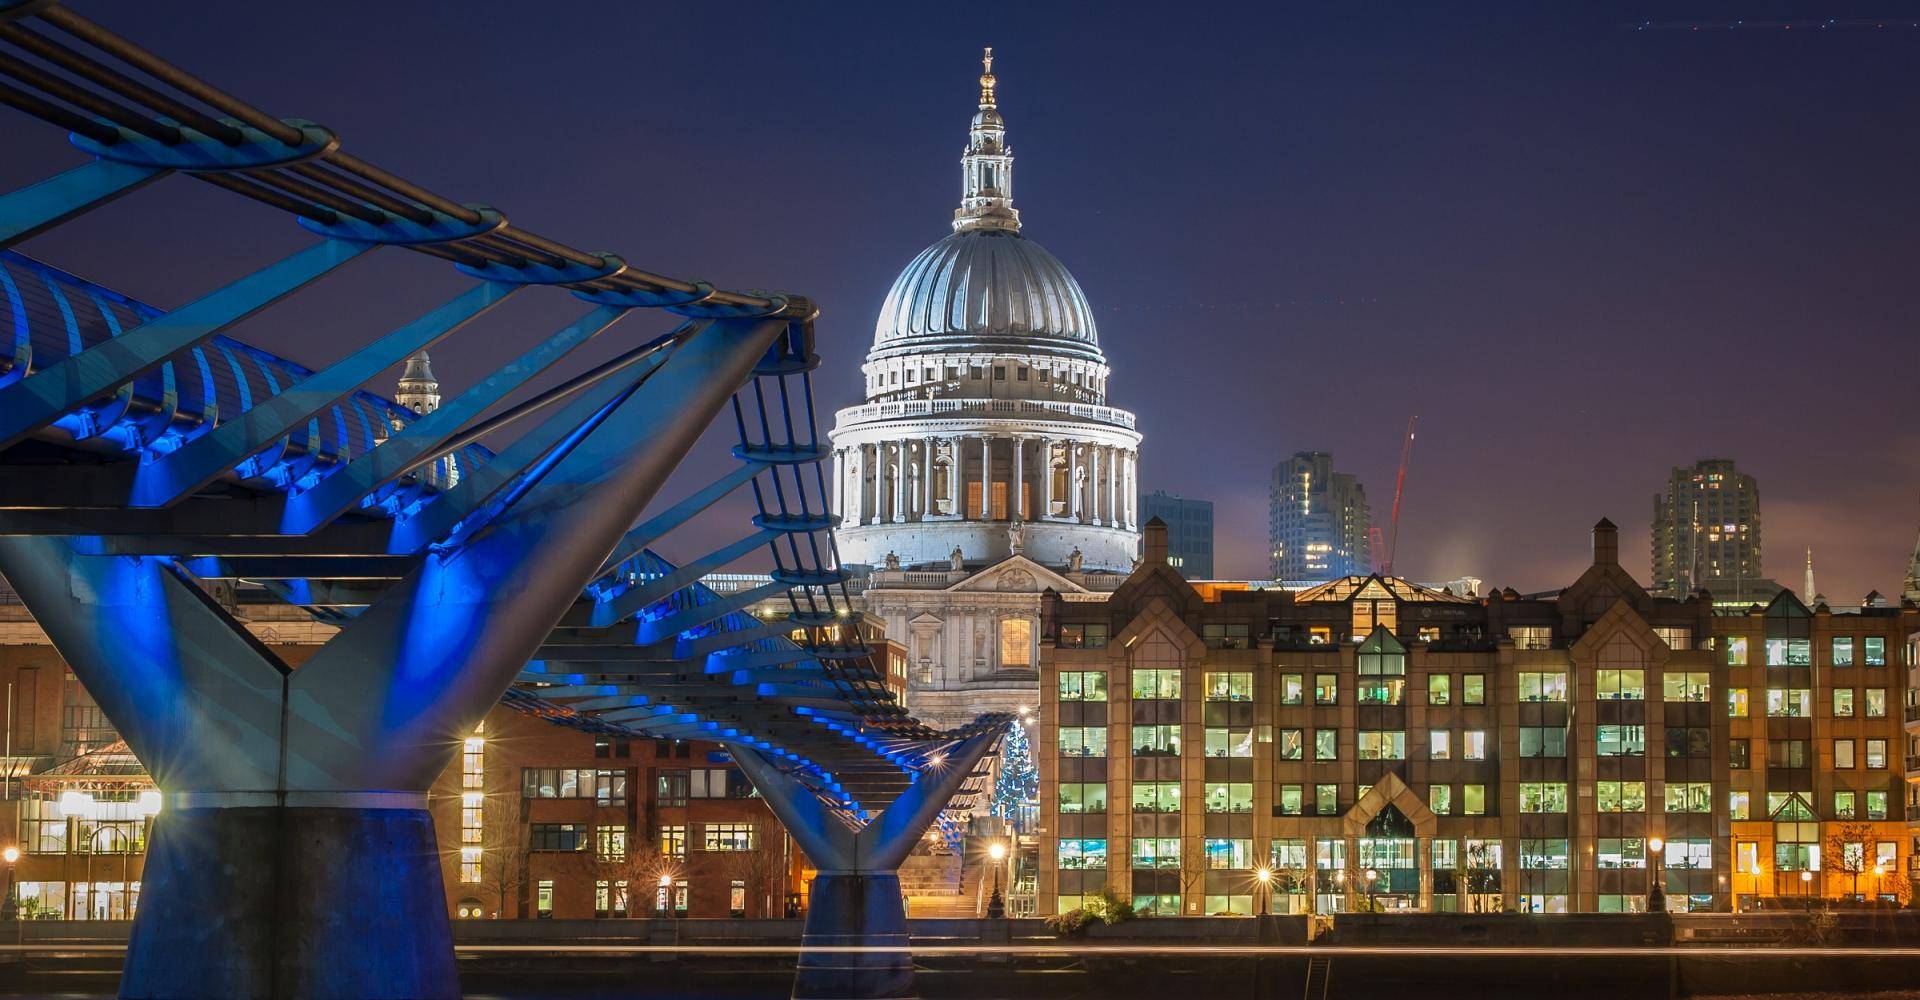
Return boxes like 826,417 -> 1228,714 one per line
0,5 -> 1003,997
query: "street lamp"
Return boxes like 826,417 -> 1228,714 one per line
1874,864 -> 1886,903
1801,868 -> 1813,904
1744,861 -> 1765,913
1,846 -> 17,923
1647,837 -> 1666,913
1364,867 -> 1378,912
987,841 -> 1008,919
1254,867 -> 1273,915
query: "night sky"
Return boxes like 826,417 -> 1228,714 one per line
6,2 -> 1917,598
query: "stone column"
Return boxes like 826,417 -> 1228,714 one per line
869,442 -> 885,526
922,435 -> 935,519
1121,451 -> 1136,529
980,434 -> 993,521
831,447 -> 844,522
891,438 -> 906,523
1069,444 -> 1082,521
847,444 -> 862,526
1012,435 -> 1025,521
1039,436 -> 1053,519
1105,445 -> 1118,529
947,437 -> 960,516
1090,445 -> 1103,526
1419,837 -> 1433,912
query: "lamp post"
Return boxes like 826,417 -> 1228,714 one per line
1744,862 -> 1764,914
1873,864 -> 1886,904
1,846 -> 17,923
987,841 -> 1007,919
1801,868 -> 1813,905
1647,837 -> 1666,913
1364,867 -> 1378,913
1254,867 -> 1272,915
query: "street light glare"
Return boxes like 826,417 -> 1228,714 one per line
1,846 -> 17,864
989,842 -> 1007,861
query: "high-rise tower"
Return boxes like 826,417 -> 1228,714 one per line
1651,459 -> 1781,604
1268,451 -> 1370,581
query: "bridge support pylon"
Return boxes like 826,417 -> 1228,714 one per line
0,315 -> 787,999
730,729 -> 1002,1000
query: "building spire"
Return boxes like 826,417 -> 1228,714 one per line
1905,511 -> 1920,606
954,47 -> 1020,234
1803,545 -> 1816,604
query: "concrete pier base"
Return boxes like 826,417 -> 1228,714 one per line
121,805 -> 458,1000
792,872 -> 914,1000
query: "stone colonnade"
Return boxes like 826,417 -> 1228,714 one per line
833,435 -> 1137,530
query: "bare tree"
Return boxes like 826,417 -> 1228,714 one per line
476,800 -> 531,918
716,844 -> 779,916
1177,840 -> 1207,915
1823,823 -> 1909,906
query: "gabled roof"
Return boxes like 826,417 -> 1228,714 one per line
1294,574 -> 1476,604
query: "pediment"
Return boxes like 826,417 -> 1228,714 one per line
1569,596 -> 1668,664
1112,597 -> 1204,657
946,555 -> 1084,595
1342,771 -> 1437,838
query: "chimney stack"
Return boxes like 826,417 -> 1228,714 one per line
1592,518 -> 1619,566
1143,517 -> 1169,569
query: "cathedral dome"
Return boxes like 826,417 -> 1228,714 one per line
870,228 -> 1100,363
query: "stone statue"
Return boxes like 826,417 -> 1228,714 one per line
1067,546 -> 1083,573
883,550 -> 900,570
1007,519 -> 1024,555
949,546 -> 965,572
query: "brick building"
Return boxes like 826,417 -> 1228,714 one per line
0,583 -> 805,923
428,702 -> 800,921
1038,519 -> 1920,916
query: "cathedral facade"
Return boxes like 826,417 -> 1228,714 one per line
829,51 -> 1143,728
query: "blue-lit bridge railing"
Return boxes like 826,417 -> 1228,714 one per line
0,6 -> 1003,1000
519,314 -> 1006,1000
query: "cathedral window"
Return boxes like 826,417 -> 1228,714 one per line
999,619 -> 1032,669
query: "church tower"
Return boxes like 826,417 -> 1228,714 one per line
395,350 -> 440,417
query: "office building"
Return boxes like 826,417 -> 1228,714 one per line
1140,492 -> 1214,578
1037,519 -> 1920,916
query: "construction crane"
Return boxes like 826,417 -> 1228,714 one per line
1369,416 -> 1418,576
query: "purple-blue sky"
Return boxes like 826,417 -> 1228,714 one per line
6,2 -> 1917,597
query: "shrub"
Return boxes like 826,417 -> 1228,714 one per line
1046,887 -> 1135,937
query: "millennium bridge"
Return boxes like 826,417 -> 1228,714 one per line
0,4 -> 1002,998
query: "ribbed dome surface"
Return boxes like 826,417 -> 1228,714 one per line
870,229 -> 1101,362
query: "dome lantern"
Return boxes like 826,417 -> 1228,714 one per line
954,47 -> 1019,235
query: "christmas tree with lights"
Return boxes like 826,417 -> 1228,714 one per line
991,720 -> 1038,822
